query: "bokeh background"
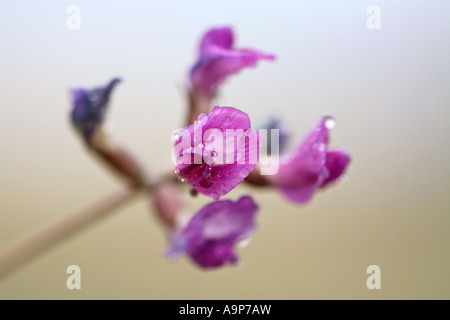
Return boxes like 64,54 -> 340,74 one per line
0,0 -> 449,299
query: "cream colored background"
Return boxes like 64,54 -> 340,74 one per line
0,1 -> 449,299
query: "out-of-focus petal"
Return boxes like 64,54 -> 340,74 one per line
199,27 -> 233,54
320,150 -> 351,187
70,78 -> 121,142
166,195 -> 258,269
190,27 -> 275,101
269,115 -> 350,204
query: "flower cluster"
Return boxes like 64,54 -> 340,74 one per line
70,26 -> 350,270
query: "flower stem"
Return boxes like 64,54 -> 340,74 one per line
0,186 -> 138,280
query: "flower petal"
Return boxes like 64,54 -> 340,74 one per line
199,27 -> 233,54
166,195 -> 258,269
269,115 -> 336,204
190,240 -> 239,268
70,78 -> 121,142
175,107 -> 259,199
190,27 -> 275,100
320,150 -> 351,187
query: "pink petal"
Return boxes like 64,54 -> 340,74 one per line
190,54 -> 259,99
269,116 -> 333,204
190,27 -> 275,100
190,241 -> 239,268
166,195 -> 258,269
175,107 -> 259,199
320,150 -> 351,187
200,27 -> 234,54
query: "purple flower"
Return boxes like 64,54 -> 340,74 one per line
174,106 -> 260,200
190,27 -> 275,101
70,78 -> 121,142
268,115 -> 351,204
166,195 -> 259,269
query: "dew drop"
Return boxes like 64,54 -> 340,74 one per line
211,192 -> 220,200
324,115 -> 336,129
337,174 -> 348,184
237,237 -> 252,248
172,130 -> 180,140
239,167 -> 250,177
199,173 -> 214,188
198,113 -> 208,122
173,169 -> 180,175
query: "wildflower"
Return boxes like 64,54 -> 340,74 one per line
166,195 -> 258,269
70,78 -> 121,142
174,106 -> 260,200
70,78 -> 145,185
268,115 -> 351,204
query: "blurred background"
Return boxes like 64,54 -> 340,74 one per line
0,0 -> 449,299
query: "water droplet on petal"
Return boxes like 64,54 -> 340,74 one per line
237,237 -> 252,248
198,113 -> 208,122
199,171 -> 214,188
172,129 -> 181,141
324,115 -> 336,129
211,192 -> 220,200
173,169 -> 180,175
239,167 -> 250,177
337,174 -> 348,184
